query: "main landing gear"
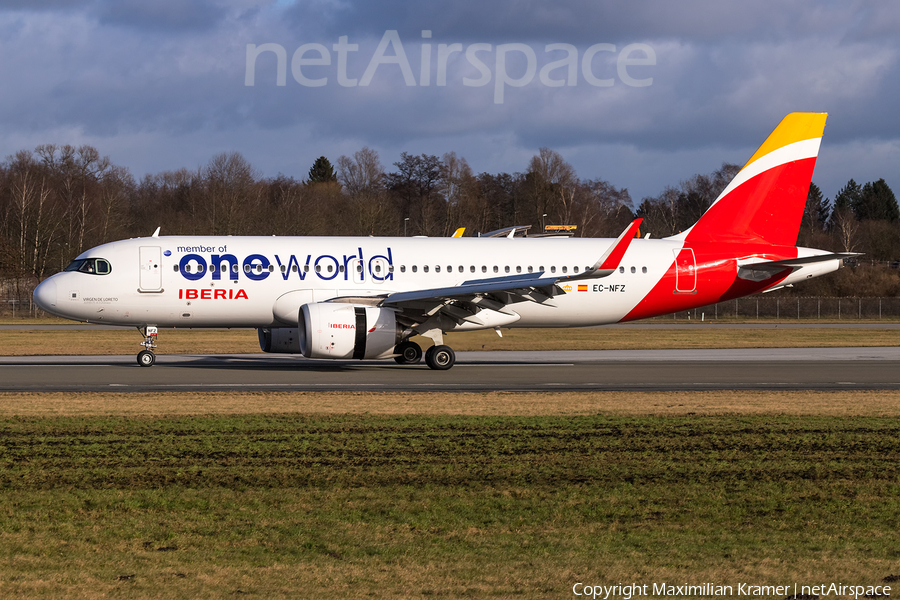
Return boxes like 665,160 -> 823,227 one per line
425,345 -> 455,371
137,325 -> 158,367
393,340 -> 456,370
394,340 -> 423,364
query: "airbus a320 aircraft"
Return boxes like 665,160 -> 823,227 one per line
33,113 -> 856,370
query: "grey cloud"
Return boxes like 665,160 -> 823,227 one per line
0,0 -> 899,205
280,0 -> 864,45
94,0 -> 228,32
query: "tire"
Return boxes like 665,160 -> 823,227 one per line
394,341 -> 423,364
425,345 -> 455,370
137,350 -> 156,367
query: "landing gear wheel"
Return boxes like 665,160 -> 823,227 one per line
425,345 -> 455,370
137,350 -> 156,367
394,341 -> 423,364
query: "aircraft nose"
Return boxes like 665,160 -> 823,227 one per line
33,278 -> 58,312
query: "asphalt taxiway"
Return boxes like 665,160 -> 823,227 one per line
2,347 -> 899,393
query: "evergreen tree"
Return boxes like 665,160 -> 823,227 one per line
307,156 -> 337,184
803,182 -> 828,231
828,179 -> 861,230
856,178 -> 899,222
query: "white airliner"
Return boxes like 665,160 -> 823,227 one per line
33,113 -> 856,370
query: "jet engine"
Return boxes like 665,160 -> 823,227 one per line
259,303 -> 401,359
299,302 -> 400,359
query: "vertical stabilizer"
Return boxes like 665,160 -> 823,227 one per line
671,112 -> 827,246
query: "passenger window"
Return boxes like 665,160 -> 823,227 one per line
424,265 -> 429,273
631,266 -> 636,273
357,264 -> 363,272
400,266 -> 406,273
389,266 -> 394,273
327,265 -> 333,273
619,266 -> 625,273
292,265 -> 298,273
482,266 -> 487,273
375,264 -> 381,273
573,266 -> 579,273
435,265 -> 441,273
504,266 -> 510,273
458,266 -> 463,273
528,266 -> 533,273
244,265 -> 251,273
550,266 -> 556,273
185,264 -> 192,273
470,266 -> 475,273
412,265 -> 417,273
233,264 -> 239,273
562,266 -> 568,273
493,266 -> 499,273
269,265 -> 275,272
315,265 -> 321,273
642,267 -> 647,273
304,265 -> 310,272
173,265 -> 179,272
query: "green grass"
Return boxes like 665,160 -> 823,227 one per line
2,413 -> 900,598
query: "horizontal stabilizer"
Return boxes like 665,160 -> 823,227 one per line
739,252 -> 862,272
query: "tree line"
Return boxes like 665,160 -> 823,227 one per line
0,142 -> 898,300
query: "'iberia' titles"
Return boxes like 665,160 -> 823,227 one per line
179,289 -> 248,300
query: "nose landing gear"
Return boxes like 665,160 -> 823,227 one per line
137,325 -> 158,367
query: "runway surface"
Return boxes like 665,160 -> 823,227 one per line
2,347 -> 900,392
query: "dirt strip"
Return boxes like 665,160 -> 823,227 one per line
3,390 -> 900,417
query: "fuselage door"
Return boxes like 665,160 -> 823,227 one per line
139,246 -> 162,291
674,248 -> 696,294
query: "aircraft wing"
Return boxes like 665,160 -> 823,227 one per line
371,219 -> 643,329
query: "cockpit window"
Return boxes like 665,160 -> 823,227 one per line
64,258 -> 112,275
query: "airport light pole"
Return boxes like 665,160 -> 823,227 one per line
542,213 -> 547,233
404,217 -> 410,237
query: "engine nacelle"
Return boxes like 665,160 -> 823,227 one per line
298,302 -> 401,360
258,327 -> 301,353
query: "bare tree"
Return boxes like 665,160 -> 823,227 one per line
204,152 -> 261,235
526,148 -> 577,229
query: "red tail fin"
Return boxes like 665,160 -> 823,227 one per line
671,113 -> 827,246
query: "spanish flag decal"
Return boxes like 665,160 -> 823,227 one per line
577,284 -> 588,292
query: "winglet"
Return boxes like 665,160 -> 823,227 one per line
452,227 -> 465,238
564,219 -> 642,281
151,227 -> 161,238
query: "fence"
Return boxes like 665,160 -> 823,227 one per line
657,296 -> 900,321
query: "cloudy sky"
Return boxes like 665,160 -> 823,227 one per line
1,0 -> 898,204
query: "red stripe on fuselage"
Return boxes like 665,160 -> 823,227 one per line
622,242 -> 797,322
